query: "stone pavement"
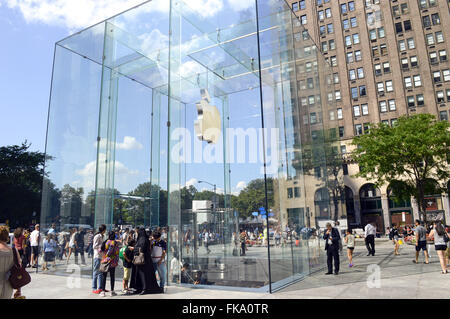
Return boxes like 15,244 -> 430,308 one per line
21,241 -> 449,299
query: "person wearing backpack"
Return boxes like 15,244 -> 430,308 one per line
428,220 -> 449,274
99,231 -> 120,297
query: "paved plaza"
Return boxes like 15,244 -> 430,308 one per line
21,240 -> 449,299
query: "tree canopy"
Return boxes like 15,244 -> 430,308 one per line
0,142 -> 47,227
352,114 -> 450,221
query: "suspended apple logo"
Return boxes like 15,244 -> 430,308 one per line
194,89 -> 221,144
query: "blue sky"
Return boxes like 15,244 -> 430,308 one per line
0,4 -> 67,152
0,0 -> 287,196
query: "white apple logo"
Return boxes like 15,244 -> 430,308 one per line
194,89 -> 221,144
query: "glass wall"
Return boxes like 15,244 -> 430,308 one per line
41,0 -> 340,292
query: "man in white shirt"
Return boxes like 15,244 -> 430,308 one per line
364,222 -> 376,256
30,224 -> 41,268
92,224 -> 106,294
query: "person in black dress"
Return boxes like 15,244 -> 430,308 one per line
130,228 -> 161,294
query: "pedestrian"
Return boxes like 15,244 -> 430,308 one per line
344,229 -> 355,267
86,229 -> 94,259
13,228 -> 25,267
121,237 -> 135,295
74,228 -> 86,265
364,222 -> 376,256
0,225 -> 16,299
42,233 -> 57,271
428,220 -> 449,274
30,224 -> 41,268
389,223 -> 401,256
151,231 -> 167,292
184,229 -> 191,254
66,227 -> 77,264
239,229 -> 247,256
413,220 -> 429,264
323,222 -> 340,275
23,229 -> 31,267
92,224 -> 106,294
170,252 -> 180,284
204,230 -> 211,254
130,228 -> 161,295
99,231 -> 120,297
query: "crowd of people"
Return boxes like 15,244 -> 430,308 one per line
324,220 -> 449,276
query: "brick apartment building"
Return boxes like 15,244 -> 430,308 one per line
287,0 -> 450,230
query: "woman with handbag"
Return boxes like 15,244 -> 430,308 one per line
0,225 -> 30,299
130,228 -> 161,295
99,231 -> 120,297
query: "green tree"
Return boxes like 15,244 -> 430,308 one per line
352,114 -> 450,223
232,178 -> 274,218
0,142 -> 47,227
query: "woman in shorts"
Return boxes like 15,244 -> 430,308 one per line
344,229 -> 355,267
429,221 -> 448,274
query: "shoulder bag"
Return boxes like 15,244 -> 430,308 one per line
9,248 -> 31,289
133,247 -> 145,266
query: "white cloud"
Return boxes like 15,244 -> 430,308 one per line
116,136 -> 143,150
94,136 -> 143,151
4,0 -> 224,30
236,181 -> 247,189
76,153 -> 139,178
227,0 -> 254,11
185,178 -> 198,187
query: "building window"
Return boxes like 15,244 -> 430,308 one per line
388,99 -> 396,111
436,91 -> 445,103
436,31 -> 444,43
407,96 -> 415,107
407,38 -> 415,49
380,44 -> 387,55
383,62 -> 390,73
375,63 -> 382,76
355,124 -> 363,135
327,23 -> 334,33
335,90 -> 341,101
347,52 -> 354,63
399,40 -> 406,51
404,20 -> 411,31
337,108 -> 343,119
395,22 -> 403,33
447,89 -> 450,102
301,15 -> 307,25
349,69 -> 356,80
431,13 -> 440,25
413,75 -> 422,87
440,111 -> 448,121
329,39 -> 336,50
433,71 -> 441,83
288,188 -> 293,198
426,33 -> 435,45
357,67 -> 364,79
423,15 -> 431,28
355,50 -> 362,61
299,0 -> 306,10
377,82 -> 384,93
379,100 -> 387,113
359,85 -> 367,96
430,52 -> 438,64
325,8 -> 332,18
333,73 -> 339,84
353,105 -> 361,117
351,17 -> 357,28
386,80 -> 393,92
404,76 -> 412,89
340,145 -> 347,154
339,126 -> 344,138
410,56 -> 418,67
341,3 -> 347,14
294,187 -> 301,198
348,1 -> 355,11
416,94 -> 424,106
351,87 -> 358,99
353,33 -> 360,44
401,58 -> 408,69
343,19 -> 350,29
361,103 -> 369,115
439,50 -> 447,62
444,69 -> 450,82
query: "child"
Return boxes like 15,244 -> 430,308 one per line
344,229 -> 355,267
122,237 -> 135,295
